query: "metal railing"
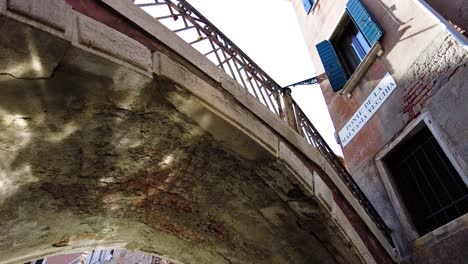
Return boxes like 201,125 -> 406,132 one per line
133,0 -> 394,246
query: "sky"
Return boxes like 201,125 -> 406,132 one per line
140,0 -> 343,155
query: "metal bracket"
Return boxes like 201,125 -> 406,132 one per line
284,76 -> 320,88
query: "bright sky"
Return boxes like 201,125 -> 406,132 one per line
143,0 -> 343,155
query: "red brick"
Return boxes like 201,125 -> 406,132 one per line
412,103 -> 423,113
422,82 -> 433,91
404,81 -> 423,97
405,90 -> 419,104
421,94 -> 432,107
408,88 -> 429,105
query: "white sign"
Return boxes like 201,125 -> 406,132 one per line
339,73 -> 397,147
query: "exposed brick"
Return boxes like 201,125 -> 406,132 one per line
399,104 -> 408,113
421,95 -> 432,107
405,89 -> 420,105
401,112 -> 411,123
419,71 -> 430,81
403,104 -> 414,114
412,103 -> 423,113
408,108 -> 419,120
409,88 -> 429,105
422,82 -> 433,92
405,81 -> 426,100
403,80 -> 422,98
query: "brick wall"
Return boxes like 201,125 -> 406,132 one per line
399,33 -> 468,122
401,63 -> 466,120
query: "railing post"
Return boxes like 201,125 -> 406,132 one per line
274,90 -> 285,121
283,88 -> 298,132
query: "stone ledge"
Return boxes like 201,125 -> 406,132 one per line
278,141 -> 314,194
155,51 -> 279,155
62,47 -> 153,91
320,154 -> 397,259
76,14 -> 152,73
0,0 -> 5,15
99,0 -> 223,83
220,73 -> 327,165
7,0 -> 66,31
314,172 -> 378,264
0,16 -> 70,79
220,74 -> 284,130
332,203 -> 377,264
314,172 -> 334,212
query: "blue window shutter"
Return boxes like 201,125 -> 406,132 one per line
316,40 -> 348,92
302,0 -> 314,14
346,0 -> 383,46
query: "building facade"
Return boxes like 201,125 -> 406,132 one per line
292,0 -> 467,263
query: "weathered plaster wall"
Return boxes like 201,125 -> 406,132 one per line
0,61 -> 363,264
404,218 -> 468,264
349,33 -> 468,248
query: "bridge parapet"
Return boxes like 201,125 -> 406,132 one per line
125,0 -> 394,250
0,0 -> 395,263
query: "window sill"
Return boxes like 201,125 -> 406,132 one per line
340,42 -> 383,97
413,213 -> 467,250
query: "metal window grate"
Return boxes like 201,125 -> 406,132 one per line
384,126 -> 468,235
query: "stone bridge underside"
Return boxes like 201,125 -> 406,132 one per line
0,1 -> 391,263
0,41 -> 359,264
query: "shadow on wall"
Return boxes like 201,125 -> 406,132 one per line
425,0 -> 468,36
0,63 -> 262,261
366,0 -> 414,82
0,57 -> 364,263
0,62 -> 194,249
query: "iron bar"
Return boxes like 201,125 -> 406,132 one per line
173,25 -> 196,33
155,14 -> 179,20
203,47 -> 221,56
189,36 -> 207,45
136,3 -> 167,7
284,76 -> 320,88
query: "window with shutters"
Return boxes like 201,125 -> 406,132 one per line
316,0 -> 383,94
333,16 -> 371,77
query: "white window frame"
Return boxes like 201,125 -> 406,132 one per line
310,0 -> 319,13
375,112 -> 468,243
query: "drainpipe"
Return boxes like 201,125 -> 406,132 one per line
413,0 -> 468,51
